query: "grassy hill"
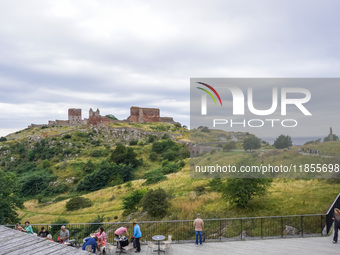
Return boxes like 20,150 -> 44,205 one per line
1,124 -> 340,224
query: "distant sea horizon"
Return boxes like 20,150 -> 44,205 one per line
261,136 -> 322,146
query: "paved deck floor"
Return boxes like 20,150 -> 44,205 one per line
129,235 -> 338,255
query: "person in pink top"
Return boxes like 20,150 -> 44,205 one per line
93,227 -> 107,250
115,226 -> 129,238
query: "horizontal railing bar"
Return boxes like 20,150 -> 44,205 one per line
3,213 -> 326,227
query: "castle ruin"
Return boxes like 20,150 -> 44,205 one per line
29,106 -> 179,128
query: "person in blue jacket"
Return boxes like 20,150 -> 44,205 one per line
82,236 -> 98,253
133,221 -> 142,253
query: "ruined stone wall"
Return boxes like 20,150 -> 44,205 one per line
128,107 -> 160,123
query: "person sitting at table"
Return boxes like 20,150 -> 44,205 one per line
82,236 -> 98,253
114,226 -> 129,238
15,223 -> 23,231
92,227 -> 107,250
39,227 -> 50,238
21,221 -> 34,234
58,226 -> 70,243
46,234 -> 54,241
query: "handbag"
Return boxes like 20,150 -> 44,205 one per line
202,232 -> 206,242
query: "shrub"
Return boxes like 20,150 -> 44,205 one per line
83,160 -> 95,174
194,186 -> 205,196
147,135 -> 156,143
129,140 -> 138,146
122,189 -> 147,210
143,173 -> 167,185
63,134 -> 71,139
149,152 -> 158,161
91,150 -> 103,157
142,188 -> 169,218
163,151 -> 176,161
65,196 -> 93,211
54,195 -> 70,203
77,162 -> 134,192
0,137 -> 7,142
110,144 -> 140,168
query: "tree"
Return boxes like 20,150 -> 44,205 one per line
142,188 -> 170,217
324,134 -> 339,142
105,114 -> 118,120
222,178 -> 272,208
110,144 -> 140,168
0,171 -> 23,224
223,141 -> 237,152
243,135 -> 261,152
66,196 -> 93,211
273,135 -> 292,149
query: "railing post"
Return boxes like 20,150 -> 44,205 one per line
281,217 -> 284,238
220,219 -> 222,241
301,216 -> 304,237
261,217 -> 263,238
240,219 -> 243,240
320,215 -> 323,236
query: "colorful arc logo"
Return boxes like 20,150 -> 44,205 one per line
196,82 -> 223,106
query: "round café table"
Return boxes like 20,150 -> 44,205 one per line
114,237 -> 127,254
152,235 -> 165,253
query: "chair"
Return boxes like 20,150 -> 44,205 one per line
147,241 -> 156,254
163,235 -> 172,244
85,245 -> 93,252
105,243 -> 115,254
122,242 -> 134,254
160,243 -> 172,254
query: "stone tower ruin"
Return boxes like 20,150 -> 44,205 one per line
68,108 -> 82,124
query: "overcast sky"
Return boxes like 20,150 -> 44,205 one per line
1,0 -> 340,137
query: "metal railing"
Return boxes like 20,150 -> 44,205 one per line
5,214 -> 326,244
326,192 -> 340,234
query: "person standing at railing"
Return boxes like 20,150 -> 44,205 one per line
332,208 -> 340,243
193,214 -> 204,246
133,221 -> 142,253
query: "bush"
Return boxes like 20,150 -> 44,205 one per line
110,144 -> 140,168
163,151 -> 176,161
149,152 -> 158,161
142,188 -> 169,217
194,186 -> 205,196
0,137 -> 7,142
147,135 -> 156,143
209,178 -> 224,192
122,189 -> 147,210
77,162 -> 134,192
63,134 -> 71,139
54,195 -> 70,203
129,140 -> 138,146
83,160 -> 95,174
66,196 -> 93,211
91,150 -> 104,157
143,173 -> 167,185
20,172 -> 57,197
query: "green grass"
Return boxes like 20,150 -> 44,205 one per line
6,124 -> 340,225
